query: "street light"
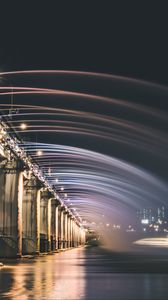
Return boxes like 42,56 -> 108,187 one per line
37,150 -> 43,156
20,123 -> 27,130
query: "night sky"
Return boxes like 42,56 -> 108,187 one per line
0,2 -> 168,87
0,2 -> 168,227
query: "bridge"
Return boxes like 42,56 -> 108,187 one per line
0,119 -> 85,258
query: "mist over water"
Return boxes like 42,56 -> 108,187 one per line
0,70 -> 168,253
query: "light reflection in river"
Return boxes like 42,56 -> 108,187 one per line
1,247 -> 168,300
0,248 -> 86,300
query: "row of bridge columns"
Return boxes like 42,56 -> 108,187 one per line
0,162 -> 86,258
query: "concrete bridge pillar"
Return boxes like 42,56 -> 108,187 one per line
81,228 -> 86,245
76,223 -> 79,246
70,217 -> 73,248
50,199 -> 60,251
72,218 -> 75,247
67,215 -> 71,248
64,211 -> 68,249
36,190 -> 41,253
0,160 -> 23,258
80,227 -> 85,246
71,219 -> 76,247
60,208 -> 64,249
73,222 -> 76,247
57,206 -> 65,250
74,223 -> 80,247
69,218 -> 72,247
55,204 -> 59,250
78,227 -> 85,246
22,176 -> 41,255
50,199 -> 56,251
40,191 -> 52,252
77,225 -> 80,246
57,205 -> 62,249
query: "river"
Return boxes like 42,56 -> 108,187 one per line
0,246 -> 168,300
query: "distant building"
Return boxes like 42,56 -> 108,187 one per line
136,206 -> 168,232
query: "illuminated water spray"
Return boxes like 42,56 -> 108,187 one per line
0,70 -> 168,250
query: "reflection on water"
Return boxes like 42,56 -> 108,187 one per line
85,273 -> 168,300
0,248 -> 86,300
1,246 -> 168,299
134,237 -> 168,247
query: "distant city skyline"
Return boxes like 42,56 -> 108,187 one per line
136,206 -> 168,232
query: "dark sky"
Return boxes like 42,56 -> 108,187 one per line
0,2 -> 168,86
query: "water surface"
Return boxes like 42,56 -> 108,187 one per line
0,246 -> 168,300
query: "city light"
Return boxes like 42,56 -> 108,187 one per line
137,206 -> 168,233
141,219 -> 149,225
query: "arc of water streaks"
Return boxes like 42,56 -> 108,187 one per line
0,103 -> 168,160
17,142 -> 168,226
1,69 -> 168,91
0,70 -> 168,228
